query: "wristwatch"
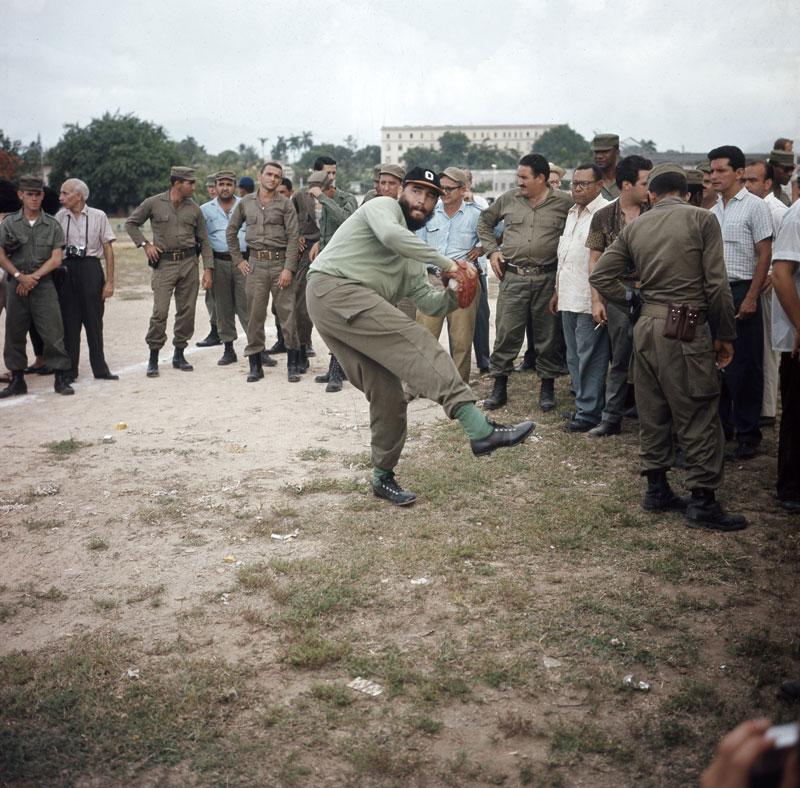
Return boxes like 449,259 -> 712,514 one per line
13,271 -> 20,279
139,241 -> 150,248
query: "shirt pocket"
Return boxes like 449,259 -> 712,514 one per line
150,206 -> 172,227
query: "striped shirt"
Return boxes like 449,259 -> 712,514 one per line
711,188 -> 772,281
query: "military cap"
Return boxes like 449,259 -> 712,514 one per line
17,175 -> 44,192
646,163 -> 686,187
403,166 -> 443,194
238,176 -> 255,190
684,169 -> 704,186
592,133 -> 620,151
215,170 -> 237,183
170,165 -> 196,181
379,163 -> 406,180
372,164 -> 382,178
440,166 -> 468,187
769,149 -> 795,168
549,163 -> 566,178
696,162 -> 712,174
205,174 -> 217,187
307,170 -> 329,186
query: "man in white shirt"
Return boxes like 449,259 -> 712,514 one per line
549,163 -> 610,431
743,159 -> 788,423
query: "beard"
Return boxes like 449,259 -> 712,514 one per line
399,195 -> 434,231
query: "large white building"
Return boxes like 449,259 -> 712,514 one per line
380,124 -> 559,165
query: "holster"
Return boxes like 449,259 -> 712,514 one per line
663,303 -> 699,342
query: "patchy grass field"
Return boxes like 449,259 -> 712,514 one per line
0,257 -> 797,786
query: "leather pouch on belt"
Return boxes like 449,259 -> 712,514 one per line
663,304 -> 685,339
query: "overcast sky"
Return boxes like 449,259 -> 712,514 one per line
3,0 -> 798,156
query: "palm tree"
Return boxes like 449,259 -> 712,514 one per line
300,131 -> 313,152
271,136 -> 288,161
258,136 -> 269,159
287,135 -> 302,161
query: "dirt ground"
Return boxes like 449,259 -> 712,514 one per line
1,244 -> 798,788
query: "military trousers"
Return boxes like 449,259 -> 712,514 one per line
490,267 -> 563,379
56,256 -> 111,378
601,300 -> 634,424
3,277 -> 70,371
244,258 -> 297,356
212,256 -> 248,343
306,275 -> 475,471
633,315 -> 724,490
416,272 -> 478,383
777,352 -> 800,504
146,255 -> 200,350
204,286 -> 217,324
293,255 -> 313,346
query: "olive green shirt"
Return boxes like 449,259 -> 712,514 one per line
601,181 -> 621,201
308,196 -> 458,317
0,210 -> 65,274
361,189 -> 379,203
291,189 -> 321,243
589,197 -> 736,341
318,188 -> 358,249
226,191 -> 300,271
477,186 -> 572,265
125,192 -> 213,269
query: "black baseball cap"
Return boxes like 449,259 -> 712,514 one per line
403,166 -> 443,195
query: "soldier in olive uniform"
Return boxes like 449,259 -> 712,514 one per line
125,166 -> 213,377
0,176 -> 74,397
593,134 -> 621,201
226,161 -> 300,382
590,164 -> 745,531
478,153 -> 572,411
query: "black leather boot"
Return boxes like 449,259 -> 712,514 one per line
641,470 -> 688,512
247,354 -> 263,382
172,348 -> 193,371
0,370 -> 27,398
326,356 -> 344,392
217,341 -> 237,366
483,375 -> 508,410
539,378 -> 555,412
306,342 -> 315,357
685,488 -> 747,531
146,349 -> 159,378
297,345 -> 309,374
287,349 -> 301,382
54,370 -> 75,396
196,323 -> 221,347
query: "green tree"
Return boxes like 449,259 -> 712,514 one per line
533,125 -> 592,167
237,143 -> 259,169
176,136 -> 208,166
271,136 -> 288,161
401,145 -> 443,171
438,132 -> 470,165
47,112 -> 179,214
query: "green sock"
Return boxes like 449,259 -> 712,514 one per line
372,467 -> 391,485
456,403 -> 493,440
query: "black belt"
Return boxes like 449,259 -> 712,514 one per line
213,251 -> 232,261
729,279 -> 752,287
505,261 -> 556,275
162,249 -> 194,261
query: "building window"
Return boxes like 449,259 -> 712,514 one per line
398,144 -> 403,151
410,133 -> 414,139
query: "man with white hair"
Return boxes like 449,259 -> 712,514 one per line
55,178 -> 118,382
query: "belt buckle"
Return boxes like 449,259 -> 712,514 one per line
170,251 -> 181,261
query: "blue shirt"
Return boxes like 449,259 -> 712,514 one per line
417,199 -> 481,259
201,196 -> 246,253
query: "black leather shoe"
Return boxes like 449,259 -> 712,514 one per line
588,421 -> 621,438
95,372 -> 119,380
471,419 -> 535,456
36,365 -> 55,376
218,342 -> 237,366
779,680 -> 800,701
685,491 -> 747,531
247,354 -> 263,382
539,378 -> 555,411
563,419 -> 594,433
196,324 -> 221,347
54,371 -> 75,396
372,471 -> 416,506
172,348 -> 193,371
325,356 -> 344,392
24,363 -> 42,374
483,375 -> 508,410
734,441 -> 758,460
0,371 -> 27,398
260,351 -> 277,367
147,350 -> 159,378
642,487 -> 688,512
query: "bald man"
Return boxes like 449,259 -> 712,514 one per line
55,178 -> 118,382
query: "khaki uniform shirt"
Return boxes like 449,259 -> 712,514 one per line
589,196 -> 736,341
291,189 -> 321,243
601,181 -> 621,201
318,189 -> 358,249
0,210 -> 65,274
125,192 -> 213,269
226,191 -> 300,271
477,186 -> 572,265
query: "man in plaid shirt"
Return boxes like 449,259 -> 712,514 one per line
708,145 -> 773,460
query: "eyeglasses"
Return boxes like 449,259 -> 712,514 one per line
441,186 -> 461,193
572,180 -> 598,190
